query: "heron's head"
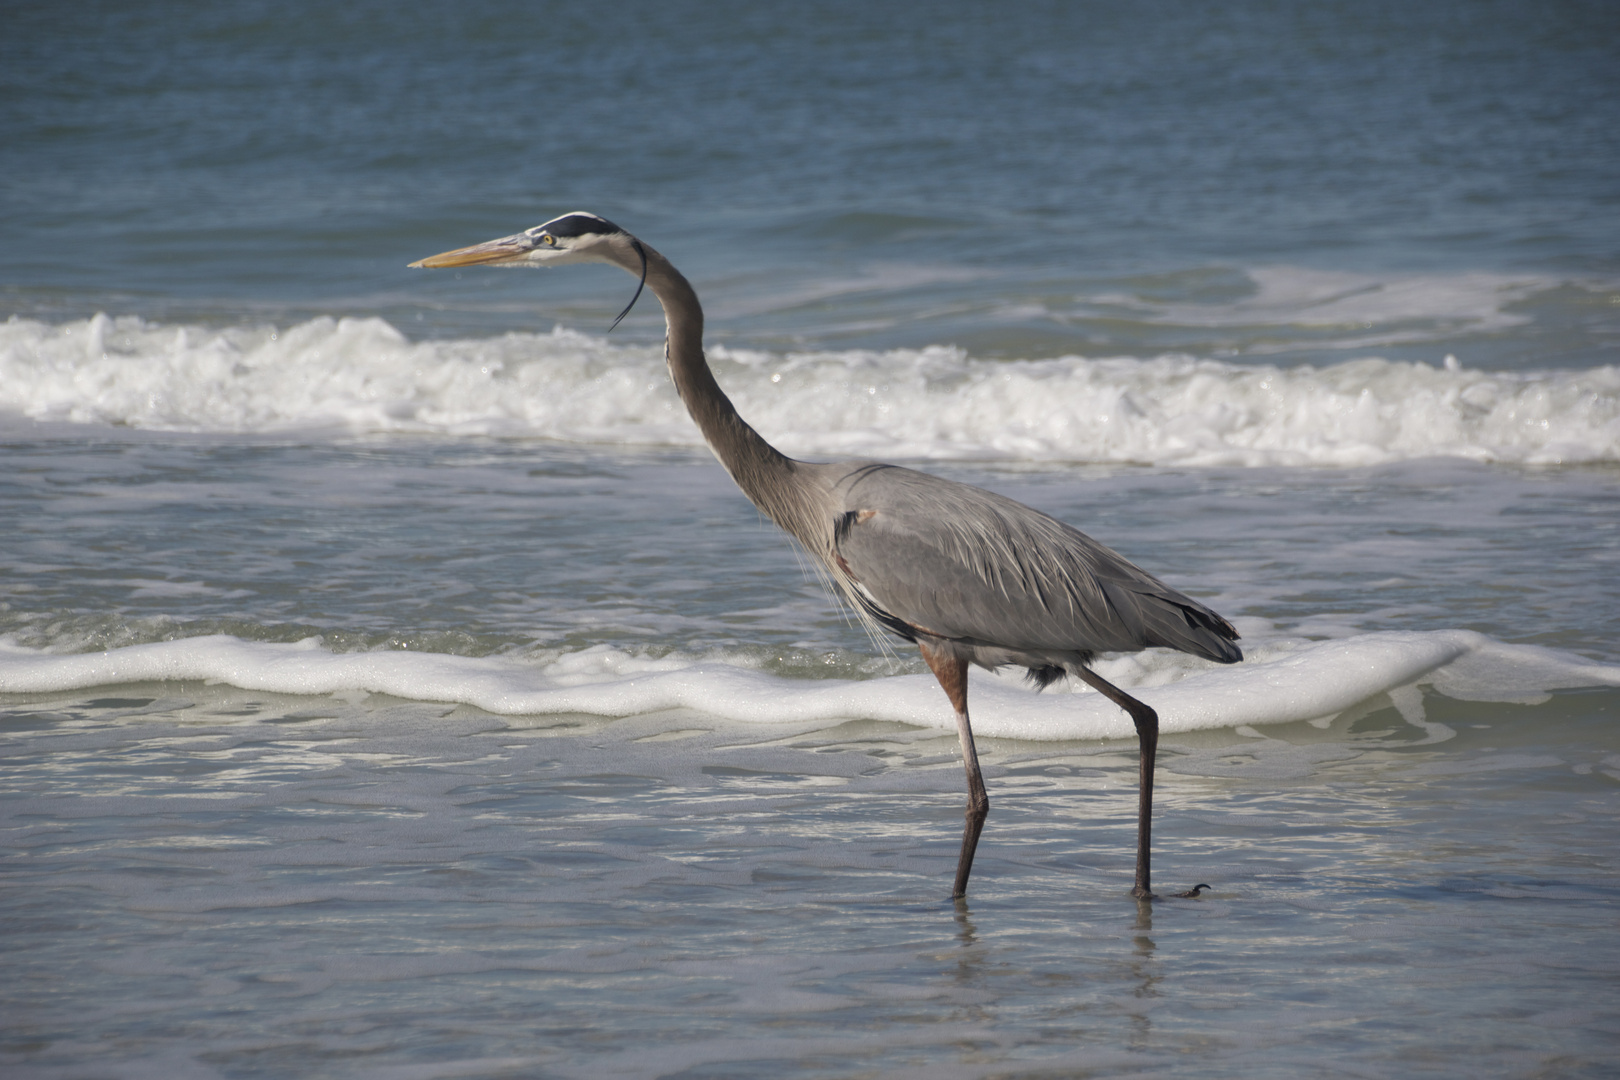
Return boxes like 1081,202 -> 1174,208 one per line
410,211 -> 649,329
409,212 -> 632,271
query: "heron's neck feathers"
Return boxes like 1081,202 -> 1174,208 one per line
640,243 -> 813,537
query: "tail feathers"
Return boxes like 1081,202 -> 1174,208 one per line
1025,664 -> 1068,690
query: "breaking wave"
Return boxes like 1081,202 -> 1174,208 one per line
2,630 -> 1615,741
2,312 -> 1616,466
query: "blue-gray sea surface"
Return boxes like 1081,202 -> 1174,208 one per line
3,2 -> 1619,1077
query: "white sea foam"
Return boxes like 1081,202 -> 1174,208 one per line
2,312 -> 1616,466
2,630 -> 1613,740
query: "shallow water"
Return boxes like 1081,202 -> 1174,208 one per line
3,439 -> 1618,1077
4,686 -> 1618,1078
5,1 -> 1620,1076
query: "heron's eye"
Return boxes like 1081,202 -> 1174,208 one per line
541,234 -> 557,246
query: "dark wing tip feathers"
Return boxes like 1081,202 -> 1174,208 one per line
1148,604 -> 1241,665
1024,596 -> 1240,688
1179,603 -> 1243,664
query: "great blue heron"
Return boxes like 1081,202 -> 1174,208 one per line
411,212 -> 1242,900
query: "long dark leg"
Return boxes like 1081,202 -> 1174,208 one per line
918,641 -> 987,899
1072,666 -> 1159,900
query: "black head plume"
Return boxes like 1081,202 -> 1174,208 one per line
609,238 -> 647,333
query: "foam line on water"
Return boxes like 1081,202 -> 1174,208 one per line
2,313 -> 1615,466
2,630 -> 1613,739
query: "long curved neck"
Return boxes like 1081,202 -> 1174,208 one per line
638,242 -> 810,532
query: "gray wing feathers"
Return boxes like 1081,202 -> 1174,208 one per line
831,465 -> 1240,664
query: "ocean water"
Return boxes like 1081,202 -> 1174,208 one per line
4,2 -> 1620,1077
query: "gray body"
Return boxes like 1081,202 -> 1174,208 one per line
820,461 -> 1239,675
412,212 -> 1242,901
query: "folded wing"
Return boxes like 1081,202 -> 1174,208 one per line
830,464 -> 1241,666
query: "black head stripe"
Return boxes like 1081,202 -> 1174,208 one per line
542,212 -> 622,238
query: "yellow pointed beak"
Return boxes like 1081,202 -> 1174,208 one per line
408,235 -> 533,269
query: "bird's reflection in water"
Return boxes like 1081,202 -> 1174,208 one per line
952,896 -> 978,948
1127,897 -> 1161,1052
1133,896 -> 1156,950
946,898 -> 994,1025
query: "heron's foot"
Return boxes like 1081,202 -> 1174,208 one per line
1130,885 -> 1159,901
1172,883 -> 1212,899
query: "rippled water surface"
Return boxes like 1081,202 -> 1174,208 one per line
5,440 -> 1618,1077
